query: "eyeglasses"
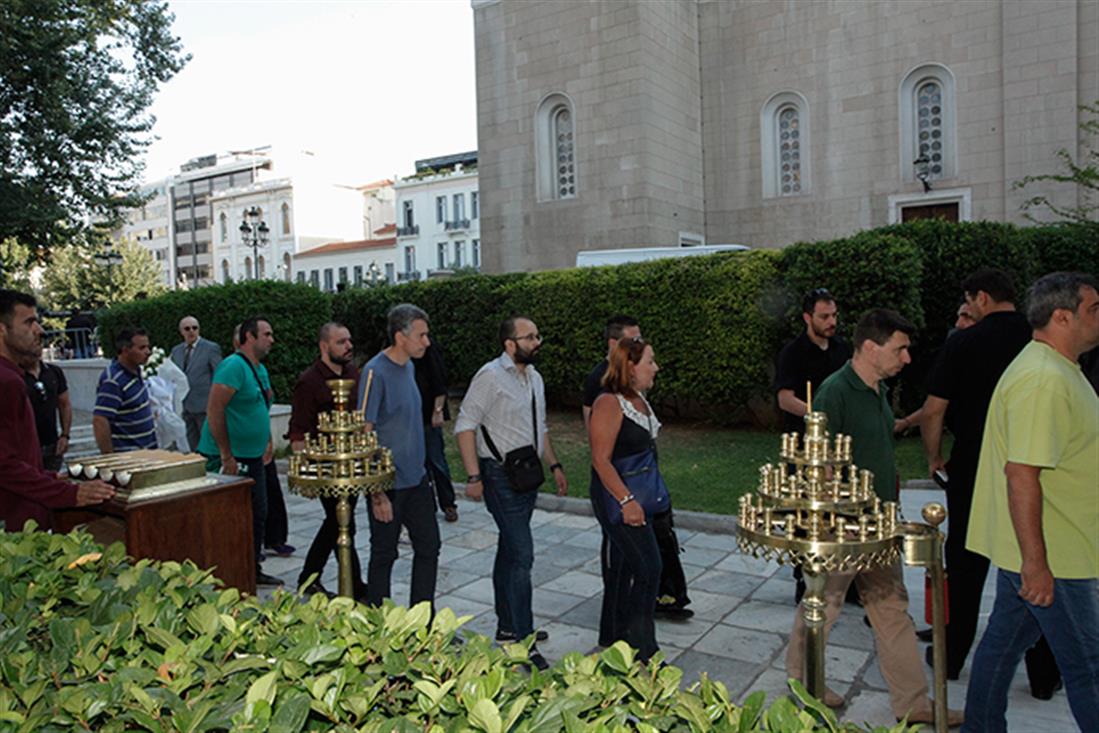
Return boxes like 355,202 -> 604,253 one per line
182,326 -> 198,331
809,288 -> 832,298
511,333 -> 543,343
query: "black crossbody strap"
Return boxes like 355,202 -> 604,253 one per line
236,352 -> 271,407
480,387 -> 538,461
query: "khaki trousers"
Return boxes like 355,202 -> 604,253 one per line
785,561 -> 932,719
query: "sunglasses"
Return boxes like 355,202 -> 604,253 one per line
32,381 -> 47,401
182,326 -> 198,331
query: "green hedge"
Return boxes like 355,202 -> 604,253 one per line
92,221 -> 1098,422
0,528 -> 907,732
97,281 -> 333,401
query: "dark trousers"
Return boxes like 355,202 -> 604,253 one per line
366,479 -> 441,608
237,456 -> 267,569
590,481 -> 662,661
183,412 -> 205,454
263,461 -> 288,547
297,494 -> 366,594
481,458 -> 537,638
652,509 -> 690,607
41,443 -> 62,473
424,425 -> 456,510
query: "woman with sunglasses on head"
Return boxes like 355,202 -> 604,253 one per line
588,336 -> 665,662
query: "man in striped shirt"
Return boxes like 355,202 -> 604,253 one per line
93,328 -> 158,453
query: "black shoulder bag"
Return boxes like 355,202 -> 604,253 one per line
236,352 -> 272,407
480,390 -> 545,493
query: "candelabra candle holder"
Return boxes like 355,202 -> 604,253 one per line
735,411 -> 950,733
287,377 -> 395,598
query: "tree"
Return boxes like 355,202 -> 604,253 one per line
0,238 -> 35,291
0,0 -> 189,249
41,238 -> 166,311
1014,101 -> 1099,223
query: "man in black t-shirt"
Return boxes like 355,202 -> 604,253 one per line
582,316 -> 641,431
920,268 -> 1033,679
775,289 -> 853,434
20,356 -> 71,472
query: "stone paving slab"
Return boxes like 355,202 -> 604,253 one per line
259,480 -> 1076,730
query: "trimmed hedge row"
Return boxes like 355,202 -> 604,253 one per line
0,528 -> 906,732
97,221 -> 1099,421
97,281 -> 332,401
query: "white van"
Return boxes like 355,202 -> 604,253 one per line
575,244 -> 750,267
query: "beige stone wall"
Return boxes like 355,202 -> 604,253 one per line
474,0 -> 1097,264
474,0 -> 704,272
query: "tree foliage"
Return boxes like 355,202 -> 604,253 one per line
40,238 -> 166,311
0,238 -> 35,291
0,0 -> 189,249
1014,100 -> 1099,223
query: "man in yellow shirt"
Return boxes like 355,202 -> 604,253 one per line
963,272 -> 1099,733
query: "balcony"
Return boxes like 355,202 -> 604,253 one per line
397,270 -> 422,282
397,224 -> 419,237
443,218 -> 471,232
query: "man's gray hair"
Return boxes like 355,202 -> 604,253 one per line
1026,271 -> 1099,329
387,303 -> 428,343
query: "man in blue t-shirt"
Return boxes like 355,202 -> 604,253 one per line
358,303 -> 440,609
197,316 -> 278,586
93,328 -> 157,453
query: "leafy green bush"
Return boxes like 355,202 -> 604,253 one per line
96,281 -> 333,401
333,252 -> 786,420
0,527 -> 909,732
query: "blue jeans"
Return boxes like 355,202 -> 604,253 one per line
963,570 -> 1099,732
481,458 -> 537,639
424,425 -> 456,510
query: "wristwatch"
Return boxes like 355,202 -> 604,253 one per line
618,493 -> 636,506
467,474 -> 482,484
549,462 -> 563,473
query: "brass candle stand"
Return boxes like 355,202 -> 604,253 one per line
287,378 -> 395,598
736,411 -> 949,733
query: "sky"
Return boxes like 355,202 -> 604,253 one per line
141,0 -> 478,186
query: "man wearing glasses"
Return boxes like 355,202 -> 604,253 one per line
170,316 -> 222,451
20,350 -> 71,472
456,316 -> 568,671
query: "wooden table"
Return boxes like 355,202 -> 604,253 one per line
53,474 -> 256,594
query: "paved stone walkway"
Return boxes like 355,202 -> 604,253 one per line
258,477 -> 1076,731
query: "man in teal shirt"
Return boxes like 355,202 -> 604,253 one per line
198,316 -> 278,585
786,309 -> 962,727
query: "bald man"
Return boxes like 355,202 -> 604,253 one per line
170,315 -> 223,450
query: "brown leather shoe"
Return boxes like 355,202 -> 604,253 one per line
821,687 -> 845,708
903,706 -> 964,728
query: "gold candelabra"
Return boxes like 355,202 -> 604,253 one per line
287,376 -> 395,598
736,410 -> 949,733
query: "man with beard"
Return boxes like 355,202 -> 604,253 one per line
784,309 -> 963,727
359,304 -> 441,610
456,316 -> 569,671
0,289 -> 114,531
290,322 -> 366,599
197,316 -> 279,585
775,288 -> 852,602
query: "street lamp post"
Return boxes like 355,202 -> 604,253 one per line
93,245 -> 124,303
239,207 -> 270,280
367,261 -> 381,287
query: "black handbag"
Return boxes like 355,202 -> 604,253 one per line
481,391 -> 545,493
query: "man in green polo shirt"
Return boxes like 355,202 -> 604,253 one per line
962,272 -> 1099,733
785,309 -> 962,727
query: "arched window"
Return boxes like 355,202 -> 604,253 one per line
899,64 -> 956,183
281,202 -> 291,235
258,255 -> 266,279
760,91 -> 811,198
219,212 -> 227,242
282,252 -> 291,282
244,256 -> 253,280
535,93 -> 578,201
221,259 -> 230,283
